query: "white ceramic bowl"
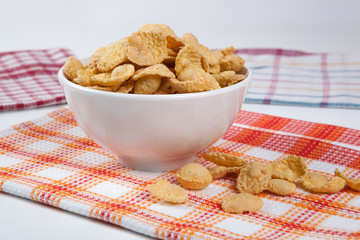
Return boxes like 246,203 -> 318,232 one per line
58,60 -> 252,171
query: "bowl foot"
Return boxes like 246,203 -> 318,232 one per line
116,155 -> 195,172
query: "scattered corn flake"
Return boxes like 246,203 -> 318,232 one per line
209,166 -> 228,179
222,193 -> 263,214
267,179 -> 296,196
219,54 -> 245,73
97,38 -> 129,72
146,180 -> 188,204
335,169 -> 360,191
134,75 -> 162,94
272,155 -> 308,183
302,172 -> 346,194
176,163 -> 213,190
209,165 -> 243,179
204,152 -> 248,167
236,161 -> 272,194
63,57 -> 84,81
128,31 -> 167,66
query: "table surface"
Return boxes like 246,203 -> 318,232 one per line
1,1 -> 360,239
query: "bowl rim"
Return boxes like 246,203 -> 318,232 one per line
58,59 -> 252,101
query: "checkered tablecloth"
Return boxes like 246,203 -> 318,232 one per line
1,107 -> 359,239
1,48 -> 359,111
239,48 -> 360,108
0,48 -> 73,111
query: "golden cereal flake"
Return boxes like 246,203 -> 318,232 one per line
63,57 -> 84,81
89,46 -> 106,69
146,180 -> 188,203
176,163 -> 213,190
236,161 -> 272,194
132,64 -> 175,81
272,155 -> 308,183
226,74 -> 246,87
267,179 -> 296,196
221,46 -> 236,56
196,44 -> 223,74
204,152 -> 248,167
138,23 -> 183,50
335,169 -> 360,191
181,33 -> 199,46
212,71 -> 236,88
134,75 -> 162,94
154,78 -> 176,94
87,85 -> 119,92
302,172 -> 346,194
111,64 -> 135,82
74,68 -> 96,86
170,68 -> 220,93
209,165 -> 243,179
128,32 -> 167,66
219,54 -> 245,73
117,80 -> 135,93
222,193 -> 263,214
175,45 -> 204,75
97,38 -> 129,72
209,166 -> 228,179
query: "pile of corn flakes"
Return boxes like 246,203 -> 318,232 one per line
63,24 -> 247,94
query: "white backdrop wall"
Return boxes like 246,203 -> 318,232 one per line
1,0 -> 360,56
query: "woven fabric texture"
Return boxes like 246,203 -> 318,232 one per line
0,48 -> 73,111
0,107 -> 359,239
239,48 -> 360,108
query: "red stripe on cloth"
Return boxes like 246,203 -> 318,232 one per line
235,111 -> 360,146
263,49 -> 282,104
224,125 -> 360,168
235,48 -> 320,57
320,53 -> 330,107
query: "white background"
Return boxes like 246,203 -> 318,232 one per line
1,0 -> 360,239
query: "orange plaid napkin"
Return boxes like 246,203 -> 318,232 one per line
0,107 -> 359,239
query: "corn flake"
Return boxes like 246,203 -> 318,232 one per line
335,169 -> 360,191
267,179 -> 296,196
128,32 -> 167,66
302,172 -> 346,193
97,38 -> 129,72
272,155 -> 308,183
170,68 -> 220,93
176,163 -> 213,190
236,161 -> 272,194
63,57 -> 84,81
222,193 -> 263,214
219,54 -> 245,73
204,152 -> 248,167
146,180 -> 188,203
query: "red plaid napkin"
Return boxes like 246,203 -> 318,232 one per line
0,48 -> 74,111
